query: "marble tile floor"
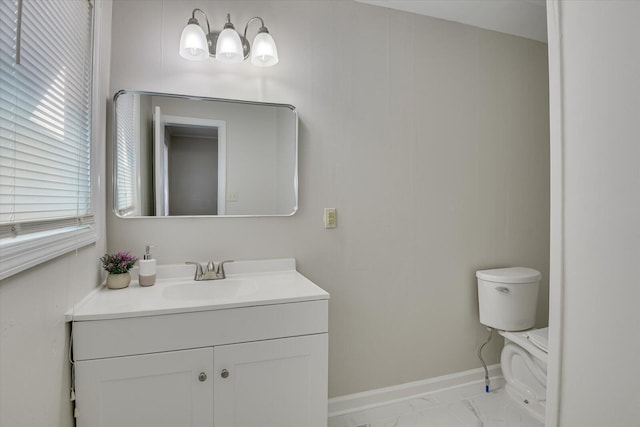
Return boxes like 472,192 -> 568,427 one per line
328,378 -> 544,427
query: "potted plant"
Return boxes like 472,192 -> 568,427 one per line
100,251 -> 138,289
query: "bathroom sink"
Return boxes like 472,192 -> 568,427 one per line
163,278 -> 258,301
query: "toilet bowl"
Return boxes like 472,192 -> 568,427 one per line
476,267 -> 547,422
500,328 -> 548,422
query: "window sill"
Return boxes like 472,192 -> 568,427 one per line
0,225 -> 97,281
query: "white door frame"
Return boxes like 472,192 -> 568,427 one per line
545,1 -> 563,426
153,111 -> 227,215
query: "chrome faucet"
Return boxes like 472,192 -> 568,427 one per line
185,260 -> 234,281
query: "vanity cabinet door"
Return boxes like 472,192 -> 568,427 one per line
213,333 -> 328,427
75,347 -> 214,427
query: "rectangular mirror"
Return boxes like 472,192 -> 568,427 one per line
113,91 -> 298,217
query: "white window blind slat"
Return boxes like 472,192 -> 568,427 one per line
19,3 -> 92,104
15,65 -> 91,128
40,0 -> 90,41
0,180 -> 90,194
115,92 -> 138,216
13,115 -> 91,145
5,128 -> 88,161
24,4 -> 91,85
9,155 -> 92,176
7,121 -> 89,157
18,45 -> 89,102
0,0 -> 95,270
10,162 -> 88,181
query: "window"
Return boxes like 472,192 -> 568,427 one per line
0,0 -> 95,279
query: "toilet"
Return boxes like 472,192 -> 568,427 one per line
476,267 -> 547,422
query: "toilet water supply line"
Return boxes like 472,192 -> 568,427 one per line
478,327 -> 493,393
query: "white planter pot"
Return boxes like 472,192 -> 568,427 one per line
107,272 -> 131,290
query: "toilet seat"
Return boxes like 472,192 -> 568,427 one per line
526,327 -> 549,353
500,329 -> 548,364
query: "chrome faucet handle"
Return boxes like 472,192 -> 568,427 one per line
201,261 -> 219,280
216,260 -> 235,279
185,262 -> 204,280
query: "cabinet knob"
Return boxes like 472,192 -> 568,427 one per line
198,372 -> 207,382
221,369 -> 229,379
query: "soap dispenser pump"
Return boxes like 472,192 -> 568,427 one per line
138,245 -> 156,287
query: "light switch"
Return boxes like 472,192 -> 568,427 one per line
226,192 -> 238,202
324,208 -> 337,228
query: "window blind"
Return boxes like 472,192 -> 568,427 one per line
115,92 -> 139,216
0,0 -> 94,238
0,0 -> 95,279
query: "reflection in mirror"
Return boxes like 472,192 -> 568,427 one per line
113,91 -> 298,217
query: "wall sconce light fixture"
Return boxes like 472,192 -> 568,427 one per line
179,9 -> 279,67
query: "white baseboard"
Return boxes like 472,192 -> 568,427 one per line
328,364 -> 502,417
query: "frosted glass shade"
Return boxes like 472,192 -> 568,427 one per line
179,23 -> 209,61
251,32 -> 279,67
215,28 -> 243,63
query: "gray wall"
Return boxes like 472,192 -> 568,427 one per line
107,0 -> 549,397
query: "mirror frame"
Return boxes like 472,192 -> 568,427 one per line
111,90 -> 298,218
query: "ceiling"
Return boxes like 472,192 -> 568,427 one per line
355,0 -> 547,43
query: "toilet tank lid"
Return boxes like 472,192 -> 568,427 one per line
476,267 -> 541,284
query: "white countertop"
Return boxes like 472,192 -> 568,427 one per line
69,258 -> 329,322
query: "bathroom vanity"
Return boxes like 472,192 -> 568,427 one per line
69,259 -> 329,427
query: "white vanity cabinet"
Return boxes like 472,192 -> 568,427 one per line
70,259 -> 329,427
75,348 -> 214,427
213,334 -> 328,426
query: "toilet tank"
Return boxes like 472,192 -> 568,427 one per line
476,267 -> 541,331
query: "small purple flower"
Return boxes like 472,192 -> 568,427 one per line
100,250 -> 138,274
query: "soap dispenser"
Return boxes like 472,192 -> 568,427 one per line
138,245 -> 156,287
